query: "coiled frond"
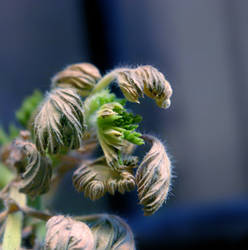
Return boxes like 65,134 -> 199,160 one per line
52,63 -> 101,97
136,135 -> 171,215
73,156 -> 137,200
18,141 -> 52,197
45,215 -> 94,250
79,214 -> 136,250
117,65 -> 172,109
6,138 -> 52,197
97,102 -> 143,170
83,89 -> 123,129
33,88 -> 85,154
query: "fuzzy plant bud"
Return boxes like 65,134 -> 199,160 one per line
45,215 -> 94,250
33,88 -> 86,154
80,214 -> 136,250
116,65 -> 172,109
0,130 -> 30,172
117,69 -> 144,104
136,135 -> 171,215
73,156 -> 137,200
19,142 -> 52,197
83,90 -> 143,168
52,63 -> 101,97
5,138 -> 52,197
96,102 -> 143,170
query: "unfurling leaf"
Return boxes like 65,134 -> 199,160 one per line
79,214 -> 136,250
117,69 -> 144,104
33,88 -> 86,154
73,156 -> 137,200
116,65 -> 172,109
5,137 -> 52,197
97,102 -> 143,170
45,215 -> 94,250
18,142 -> 52,197
0,131 -> 30,171
52,63 -> 101,97
83,89 -> 125,129
136,135 -> 171,215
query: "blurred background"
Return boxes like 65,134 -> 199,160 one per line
1,0 -> 248,249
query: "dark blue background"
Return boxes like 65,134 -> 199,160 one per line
1,1 -> 248,249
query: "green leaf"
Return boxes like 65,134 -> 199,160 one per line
0,163 -> 13,189
16,90 -> 43,127
0,124 -> 19,145
8,124 -> 19,139
84,89 -> 125,128
97,102 -> 144,169
0,126 -> 9,145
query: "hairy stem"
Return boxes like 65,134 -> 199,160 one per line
2,197 -> 52,222
2,186 -> 26,250
91,71 -> 116,94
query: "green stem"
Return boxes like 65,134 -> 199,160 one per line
2,186 -> 26,250
27,196 -> 47,241
0,164 -> 13,189
91,71 -> 116,94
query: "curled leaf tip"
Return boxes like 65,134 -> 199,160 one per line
18,142 -> 52,197
5,138 -> 52,197
52,62 -> 101,97
45,215 -> 94,250
73,157 -> 137,200
116,65 -> 172,109
136,135 -> 171,215
33,88 -> 86,154
80,214 -> 136,250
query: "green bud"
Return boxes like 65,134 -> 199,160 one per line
97,102 -> 143,170
33,88 -> 86,154
83,89 -> 125,129
136,135 -> 171,215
